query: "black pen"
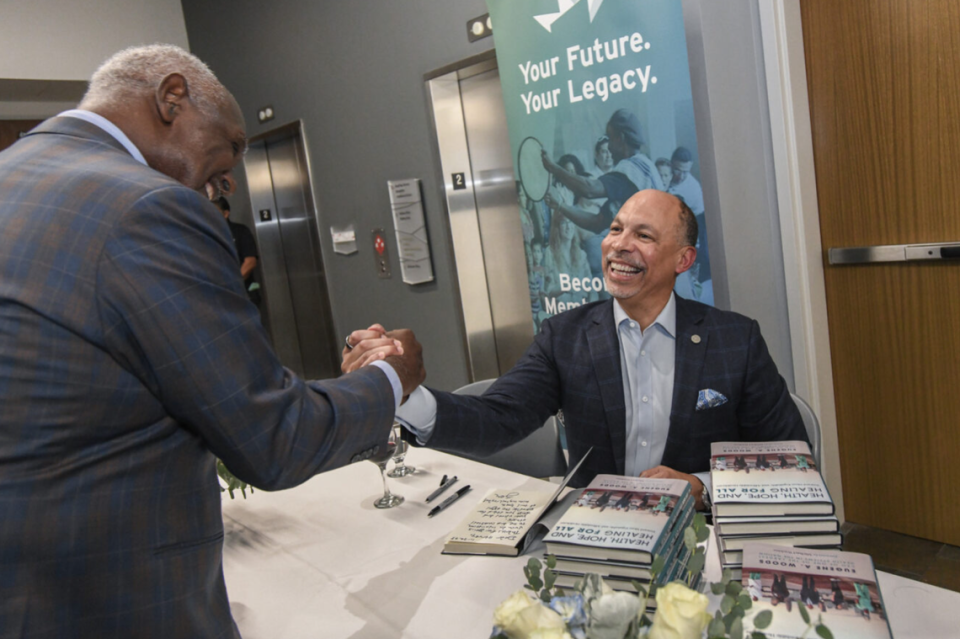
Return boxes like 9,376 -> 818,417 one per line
427,485 -> 471,517
425,476 -> 458,503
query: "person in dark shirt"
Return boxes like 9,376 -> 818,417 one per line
214,196 -> 261,306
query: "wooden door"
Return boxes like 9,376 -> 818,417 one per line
0,120 -> 42,153
802,0 -> 960,545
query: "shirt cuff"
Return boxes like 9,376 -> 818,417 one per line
395,386 -> 437,444
369,360 -> 402,411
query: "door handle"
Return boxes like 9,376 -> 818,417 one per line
828,242 -> 960,265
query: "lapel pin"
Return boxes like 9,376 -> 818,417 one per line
691,334 -> 701,344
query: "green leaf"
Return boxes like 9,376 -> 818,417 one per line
631,580 -> 647,597
751,633 -> 767,639
693,511 -> 707,530
799,604 -> 811,625
555,586 -> 566,597
527,557 -> 542,572
720,595 -> 734,615
753,609 -> 773,629
721,569 -> 733,584
730,616 -> 744,639
711,582 -> 726,595
684,526 -> 697,552
738,593 -> 753,610
540,588 -> 551,603
696,523 -> 711,543
815,624 -> 835,639
707,617 -> 726,639
725,580 -> 743,596
544,569 -> 556,590
730,605 -> 745,619
651,554 -> 667,578
545,554 -> 557,569
687,550 -> 706,576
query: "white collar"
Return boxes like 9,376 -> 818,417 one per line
613,292 -> 677,338
58,109 -> 147,166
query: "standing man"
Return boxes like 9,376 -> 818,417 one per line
215,196 -> 261,307
0,45 -> 423,638
345,190 -> 805,508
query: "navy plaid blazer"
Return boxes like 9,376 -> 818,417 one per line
0,117 -> 396,638
428,297 -> 806,487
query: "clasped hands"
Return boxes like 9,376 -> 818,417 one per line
342,324 -> 425,399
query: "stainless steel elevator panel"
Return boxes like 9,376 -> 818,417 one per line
426,56 -> 534,381
244,121 -> 338,380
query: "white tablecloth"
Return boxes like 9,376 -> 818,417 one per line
222,448 -> 960,638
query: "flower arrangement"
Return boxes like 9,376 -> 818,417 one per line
491,513 -> 835,639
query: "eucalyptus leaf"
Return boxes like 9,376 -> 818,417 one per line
799,604 -> 811,624
720,595 -> 734,615
730,616 -> 744,639
815,624 -> 835,639
726,580 -> 743,596
544,569 -> 556,590
738,593 -> 752,610
751,633 -> 767,639
545,554 -> 557,569
687,550 -> 705,576
684,526 -> 697,551
708,617 -> 726,639
693,511 -> 707,530
540,588 -> 551,603
631,580 -> 647,597
721,569 -> 733,584
711,582 -> 726,595
696,523 -> 710,543
753,609 -> 773,629
527,557 -> 542,572
651,554 -> 667,578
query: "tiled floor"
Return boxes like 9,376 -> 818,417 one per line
841,522 -> 960,592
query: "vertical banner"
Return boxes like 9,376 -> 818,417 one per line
487,0 -> 712,332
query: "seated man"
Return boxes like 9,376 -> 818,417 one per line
344,189 -> 806,510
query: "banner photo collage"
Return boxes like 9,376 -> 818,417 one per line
486,0 -> 712,332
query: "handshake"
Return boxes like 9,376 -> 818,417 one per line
342,324 -> 426,399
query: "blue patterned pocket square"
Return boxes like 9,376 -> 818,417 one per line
696,389 -> 728,411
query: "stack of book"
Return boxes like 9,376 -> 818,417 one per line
741,542 -> 893,638
542,474 -> 697,596
710,441 -> 841,580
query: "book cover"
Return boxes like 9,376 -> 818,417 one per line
544,475 -> 691,563
741,543 -> 893,639
710,441 -> 834,516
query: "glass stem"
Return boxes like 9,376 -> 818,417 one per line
379,464 -> 391,498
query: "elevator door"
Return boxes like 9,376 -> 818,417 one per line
427,56 -> 534,381
244,121 -> 339,380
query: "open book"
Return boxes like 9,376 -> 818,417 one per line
441,448 -> 591,556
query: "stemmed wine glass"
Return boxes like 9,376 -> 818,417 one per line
387,422 -> 416,477
369,426 -> 404,509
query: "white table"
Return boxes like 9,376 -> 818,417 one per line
221,449 -> 960,638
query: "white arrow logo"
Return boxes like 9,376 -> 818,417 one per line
534,0 -> 605,33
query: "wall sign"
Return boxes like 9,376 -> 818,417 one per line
388,178 -> 435,285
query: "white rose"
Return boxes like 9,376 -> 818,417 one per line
648,582 -> 711,639
493,590 -> 567,639
586,591 -> 640,639
529,628 -> 574,639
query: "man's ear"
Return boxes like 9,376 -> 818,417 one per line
156,73 -> 189,124
675,245 -> 697,275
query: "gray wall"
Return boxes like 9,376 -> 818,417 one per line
182,0 -> 794,392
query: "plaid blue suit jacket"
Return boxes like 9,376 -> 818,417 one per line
429,297 -> 806,487
0,117 -> 396,638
